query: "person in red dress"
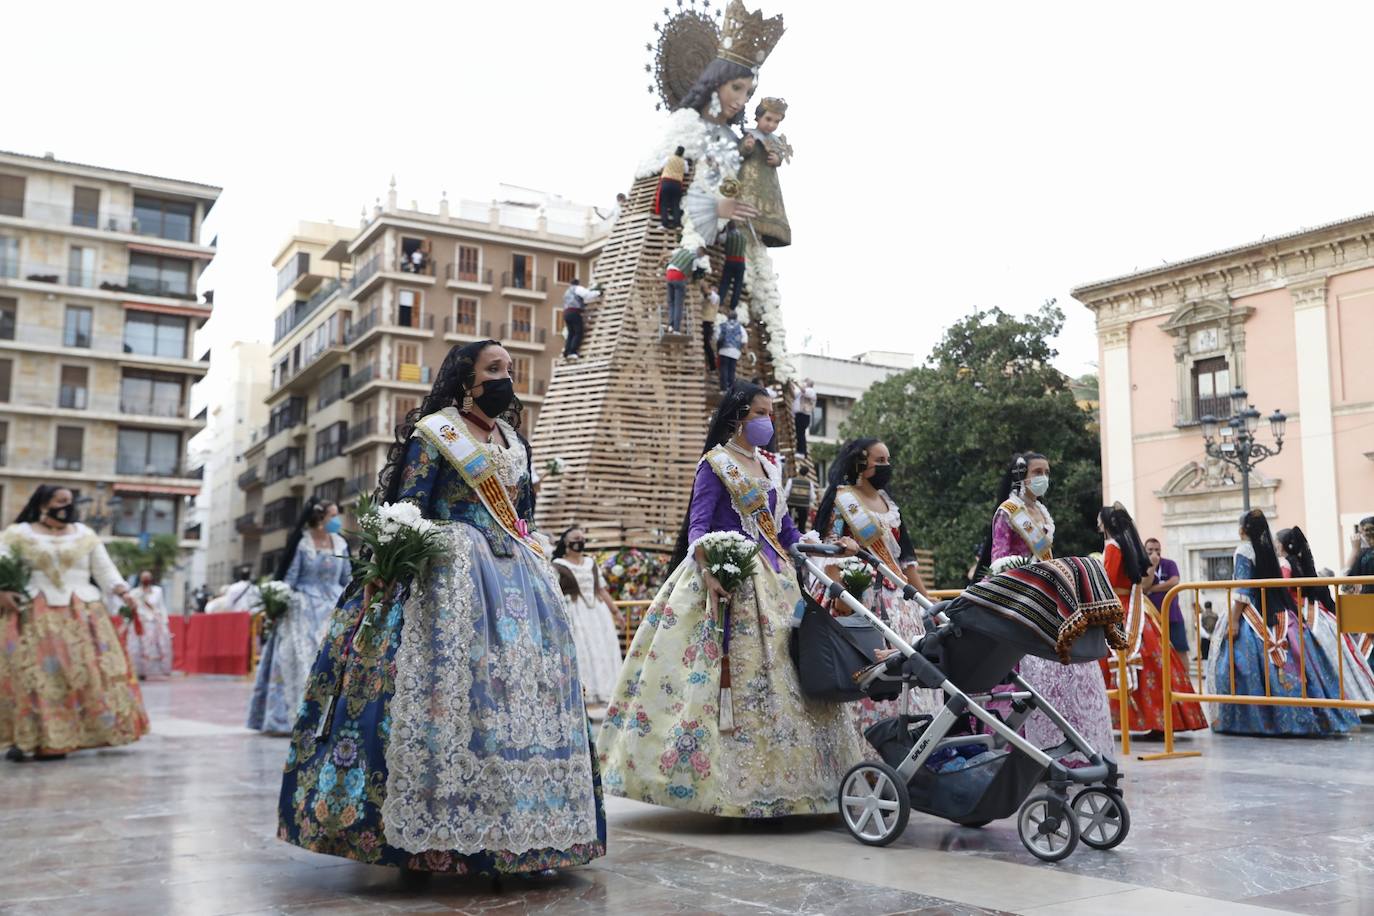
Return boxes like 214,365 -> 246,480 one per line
1096,504 -> 1208,736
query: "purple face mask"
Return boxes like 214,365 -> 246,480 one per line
744,416 -> 774,447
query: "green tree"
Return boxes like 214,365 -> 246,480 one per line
837,302 -> 1102,587
106,534 -> 182,582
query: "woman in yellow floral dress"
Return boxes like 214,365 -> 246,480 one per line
1,485 -> 148,761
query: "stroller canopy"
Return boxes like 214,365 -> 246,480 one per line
949,556 -> 1129,663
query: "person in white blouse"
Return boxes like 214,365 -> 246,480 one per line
125,570 -> 174,679
0,485 -> 149,761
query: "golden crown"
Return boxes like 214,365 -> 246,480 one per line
756,96 -> 788,117
717,0 -> 785,70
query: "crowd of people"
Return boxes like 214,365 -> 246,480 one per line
1,338 -> 1371,879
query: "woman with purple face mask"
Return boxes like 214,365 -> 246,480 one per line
598,383 -> 864,818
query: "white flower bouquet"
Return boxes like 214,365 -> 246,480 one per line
0,546 -> 32,630
353,495 -> 445,594
696,531 -> 760,734
258,579 -> 293,631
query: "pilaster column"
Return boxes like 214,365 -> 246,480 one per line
1289,277 -> 1340,566
1100,323 -> 1136,509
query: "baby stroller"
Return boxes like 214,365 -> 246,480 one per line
789,543 -> 1129,862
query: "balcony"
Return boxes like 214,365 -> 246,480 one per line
119,396 -> 185,419
237,465 -> 262,489
500,324 -> 548,349
344,310 -> 434,347
444,316 -> 493,341
348,417 -> 379,443
1172,394 -> 1233,429
342,363 -> 377,397
235,512 -> 261,535
344,475 -> 373,499
277,251 -> 324,297
445,264 -> 493,291
348,253 -> 384,299
125,275 -> 198,302
114,461 -> 202,480
0,326 -> 203,372
500,273 -> 548,299
273,278 -> 342,344
0,199 -> 139,233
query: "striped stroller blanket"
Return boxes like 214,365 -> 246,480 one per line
962,557 -> 1129,663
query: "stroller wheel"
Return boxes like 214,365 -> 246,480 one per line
1017,793 -> 1079,862
1072,788 -> 1130,850
839,761 -> 910,847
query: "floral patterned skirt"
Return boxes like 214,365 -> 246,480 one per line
0,595 -> 148,755
1211,609 -> 1359,736
1100,611 -> 1208,733
1019,655 -> 1115,764
278,524 -> 605,874
598,555 -> 863,818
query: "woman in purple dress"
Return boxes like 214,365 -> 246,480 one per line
597,384 -> 863,817
977,452 -> 1114,765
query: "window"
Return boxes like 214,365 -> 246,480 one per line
317,365 -> 349,410
454,297 -> 478,334
269,397 -> 306,436
512,356 -> 532,394
0,422 -> 7,466
1192,357 -> 1231,420
0,236 -> 17,278
114,494 -> 177,537
123,312 -> 188,358
555,259 -> 578,285
262,497 -> 301,532
276,252 -> 310,297
457,245 -> 481,280
510,254 -> 535,288
116,428 -> 181,476
64,306 -> 93,348
393,396 -> 419,426
72,187 -> 100,228
59,366 -> 88,410
0,358 -> 10,402
0,175 -> 23,218
67,246 -> 95,288
0,297 -> 15,340
509,304 -> 532,342
1202,552 -> 1234,582
313,478 -> 345,504
266,447 -> 304,483
395,343 -> 420,382
553,303 -> 565,335
397,289 -> 420,328
128,253 -> 192,298
259,549 -> 284,577
132,195 -> 194,242
120,371 -> 183,417
314,422 -> 348,465
55,426 -> 85,471
400,237 -> 430,274
810,398 -> 828,437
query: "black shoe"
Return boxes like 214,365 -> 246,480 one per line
5,746 -> 24,762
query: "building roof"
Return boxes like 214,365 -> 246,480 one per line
0,149 -> 222,197
1071,209 -> 1374,298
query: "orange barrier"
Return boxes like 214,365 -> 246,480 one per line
1144,574 -> 1374,762
615,600 -> 653,653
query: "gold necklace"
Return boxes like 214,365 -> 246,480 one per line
724,440 -> 754,460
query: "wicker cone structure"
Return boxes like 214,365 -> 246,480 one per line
531,175 -> 809,551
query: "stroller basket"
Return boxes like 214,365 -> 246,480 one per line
865,717 -> 1045,824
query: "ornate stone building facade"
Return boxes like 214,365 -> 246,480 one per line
1073,211 -> 1374,585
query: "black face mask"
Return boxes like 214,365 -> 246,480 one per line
473,377 -> 515,417
47,503 -> 77,524
567,541 -> 586,553
867,465 -> 893,491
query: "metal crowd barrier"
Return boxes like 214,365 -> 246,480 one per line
1142,574 -> 1374,762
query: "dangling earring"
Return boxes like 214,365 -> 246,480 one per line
708,94 -> 723,119
462,393 -> 474,412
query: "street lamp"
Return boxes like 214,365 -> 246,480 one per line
78,482 -> 123,534
1199,389 -> 1287,512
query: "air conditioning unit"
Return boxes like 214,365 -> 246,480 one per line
107,218 -> 119,231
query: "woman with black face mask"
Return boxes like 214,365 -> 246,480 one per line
277,340 -> 605,878
552,525 -> 623,707
1,485 -> 148,761
812,438 -> 939,746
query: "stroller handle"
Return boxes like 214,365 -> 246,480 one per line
791,542 -> 844,558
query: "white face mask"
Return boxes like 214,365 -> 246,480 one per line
1026,475 -> 1050,498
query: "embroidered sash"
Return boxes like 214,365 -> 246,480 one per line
704,447 -> 787,560
999,496 -> 1053,561
414,408 -> 543,559
835,487 -> 900,574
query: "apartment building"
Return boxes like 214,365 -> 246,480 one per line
0,150 -> 219,603
237,186 -> 607,574
198,339 -> 269,588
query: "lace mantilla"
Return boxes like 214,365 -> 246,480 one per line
382,524 -> 598,855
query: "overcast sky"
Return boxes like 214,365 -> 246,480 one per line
10,0 -> 1374,390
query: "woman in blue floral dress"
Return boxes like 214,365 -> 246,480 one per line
1211,509 -> 1358,736
277,340 -> 605,875
247,499 -> 350,735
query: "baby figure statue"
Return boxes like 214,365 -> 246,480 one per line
736,97 -> 793,248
